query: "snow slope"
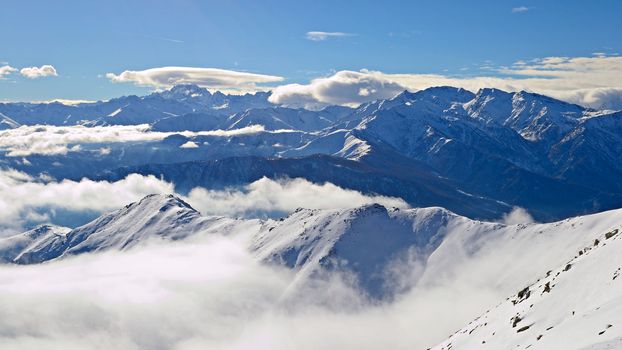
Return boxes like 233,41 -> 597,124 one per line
0,112 -> 21,130
3,194 -> 621,302
9,194 -> 256,264
0,224 -> 70,263
253,205 -> 455,298
431,224 -> 622,350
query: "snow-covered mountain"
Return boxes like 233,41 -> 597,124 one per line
432,223 -> 622,350
103,154 -> 509,219
2,193 -> 622,348
281,86 -> 622,219
3,85 -> 622,221
3,194 -> 621,300
0,112 -> 20,130
2,84 -> 622,349
151,105 -> 352,132
0,224 -> 70,263
4,194 -> 251,264
0,84 -> 275,126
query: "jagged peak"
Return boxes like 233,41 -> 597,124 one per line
350,202 -> 389,215
169,83 -> 208,93
513,90 -> 586,109
391,89 -> 417,101
393,86 -> 475,100
158,84 -> 211,99
474,87 -> 513,99
124,194 -> 197,214
421,86 -> 470,94
286,203 -> 456,225
249,90 -> 272,98
18,224 -> 70,238
212,90 -> 226,98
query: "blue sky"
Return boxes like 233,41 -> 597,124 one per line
1,0 -> 622,103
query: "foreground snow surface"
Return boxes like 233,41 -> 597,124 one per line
432,226 -> 622,350
0,194 -> 621,349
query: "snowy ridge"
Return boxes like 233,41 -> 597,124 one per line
2,194 -> 622,349
0,112 -> 21,129
431,224 -> 622,350
4,85 -> 622,221
3,194 -> 622,307
0,224 -> 70,263
253,205 -> 454,297
9,194 -> 240,264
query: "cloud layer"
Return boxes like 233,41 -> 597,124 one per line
0,236 -> 299,350
20,65 -> 58,79
0,169 -> 408,235
187,177 -> 409,217
305,31 -> 354,41
270,55 -> 622,110
0,124 -> 277,157
0,169 -> 174,234
106,66 -> 284,91
0,225 -> 503,350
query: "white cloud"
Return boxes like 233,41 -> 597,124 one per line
19,65 -> 58,79
511,6 -> 530,13
0,124 -> 284,157
305,31 -> 355,41
270,56 -> 622,110
0,236 -> 299,350
499,207 -> 535,225
0,170 -> 407,235
0,212 -> 543,350
0,65 -> 17,79
106,66 -> 284,92
0,232 -> 489,350
40,99 -> 97,105
180,141 -> 199,149
187,177 -> 409,217
0,170 -> 174,234
0,175 -> 589,350
269,70 -> 405,109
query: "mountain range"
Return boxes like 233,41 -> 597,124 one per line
2,84 -> 621,221
1,193 -> 620,348
2,83 -> 622,348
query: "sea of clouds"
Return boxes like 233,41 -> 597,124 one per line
0,168 -> 408,236
0,164 -> 515,350
0,229 -> 504,350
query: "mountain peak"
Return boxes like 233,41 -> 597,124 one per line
8,194 -> 206,264
128,193 -> 197,214
474,87 -> 512,99
350,203 -> 389,217
392,89 -> 417,100
415,86 -> 476,103
160,84 -> 211,99
514,90 -> 586,111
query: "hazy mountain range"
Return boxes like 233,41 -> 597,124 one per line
2,84 -> 621,221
